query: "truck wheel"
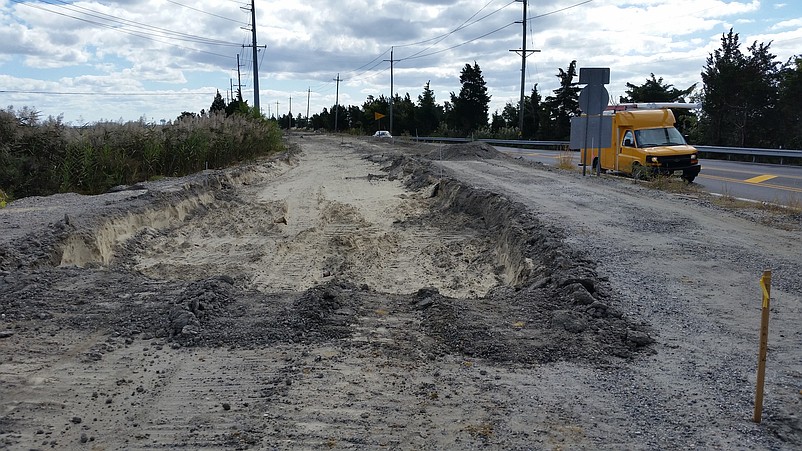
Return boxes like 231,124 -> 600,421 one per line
631,162 -> 647,180
592,157 -> 599,170
682,170 -> 697,183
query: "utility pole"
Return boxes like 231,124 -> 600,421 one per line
509,0 -> 539,137
288,96 -> 292,129
242,0 -> 266,112
333,73 -> 341,132
384,47 -> 394,134
275,100 -> 279,121
306,87 -> 311,129
236,54 -> 243,100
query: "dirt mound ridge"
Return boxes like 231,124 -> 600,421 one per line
427,141 -> 506,160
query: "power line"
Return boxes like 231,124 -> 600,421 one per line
15,0 -> 240,47
400,0 -> 517,60
164,0 -> 248,26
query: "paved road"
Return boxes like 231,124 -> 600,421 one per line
497,146 -> 802,205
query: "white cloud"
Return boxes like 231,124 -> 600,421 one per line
0,0 -> 799,123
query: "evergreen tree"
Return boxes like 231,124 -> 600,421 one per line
210,90 -> 227,115
700,29 -> 781,147
362,95 -> 390,132
778,56 -> 802,149
450,62 -> 491,135
490,110 -> 505,133
393,93 -> 416,136
416,81 -> 441,136
501,102 -> 518,128
543,61 -> 580,140
621,74 -> 697,137
523,84 -> 541,139
225,89 -> 248,117
346,105 -> 363,131
620,74 -> 695,103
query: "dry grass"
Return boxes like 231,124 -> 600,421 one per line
645,175 -> 702,194
644,178 -> 800,230
710,184 -> 802,230
557,149 -> 577,170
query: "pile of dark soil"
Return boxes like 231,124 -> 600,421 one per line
426,142 -> 508,161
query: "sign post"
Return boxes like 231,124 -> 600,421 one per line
577,68 -> 610,176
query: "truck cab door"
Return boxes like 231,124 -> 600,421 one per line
618,129 -> 638,172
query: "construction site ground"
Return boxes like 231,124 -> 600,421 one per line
1,133 -> 800,450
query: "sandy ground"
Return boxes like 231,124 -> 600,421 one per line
0,134 -> 800,450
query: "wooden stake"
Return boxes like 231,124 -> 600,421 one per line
753,270 -> 772,423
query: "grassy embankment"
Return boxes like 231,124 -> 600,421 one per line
0,108 -> 284,206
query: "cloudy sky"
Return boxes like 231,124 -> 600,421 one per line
1,0 -> 800,124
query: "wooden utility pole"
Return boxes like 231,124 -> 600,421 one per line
333,74 -> 341,132
509,0 -> 539,136
236,54 -> 243,100
241,0 -> 265,111
250,0 -> 260,111
384,47 -> 394,134
306,87 -> 311,128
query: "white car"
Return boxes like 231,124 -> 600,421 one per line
372,130 -> 392,139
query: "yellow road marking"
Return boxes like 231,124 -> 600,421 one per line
699,174 -> 802,194
744,174 -> 778,184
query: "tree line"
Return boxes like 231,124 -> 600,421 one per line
286,29 -> 800,150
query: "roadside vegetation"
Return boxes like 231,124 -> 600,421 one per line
0,104 -> 283,203
645,177 -> 802,229
293,29 -> 800,155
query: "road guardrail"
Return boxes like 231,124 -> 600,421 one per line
409,137 -> 802,165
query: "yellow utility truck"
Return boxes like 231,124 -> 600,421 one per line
571,103 -> 701,182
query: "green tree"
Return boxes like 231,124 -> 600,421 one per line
620,73 -> 696,104
778,56 -> 802,149
700,29 -> 781,147
621,74 -> 698,137
501,85 -> 541,139
362,95 -> 390,133
310,108 -> 330,130
346,105 -> 363,132
416,81 -> 442,136
490,110 -> 505,133
450,62 -> 491,135
543,61 -> 580,140
523,84 -> 542,139
225,89 -> 248,117
392,93 -> 416,136
210,90 -> 227,115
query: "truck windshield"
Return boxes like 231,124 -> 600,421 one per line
635,127 -> 686,148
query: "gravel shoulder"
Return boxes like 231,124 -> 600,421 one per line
0,134 -> 800,450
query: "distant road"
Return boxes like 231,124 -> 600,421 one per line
496,146 -> 802,205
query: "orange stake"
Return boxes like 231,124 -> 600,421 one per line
753,270 -> 772,423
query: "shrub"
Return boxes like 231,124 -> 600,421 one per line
0,107 -> 285,198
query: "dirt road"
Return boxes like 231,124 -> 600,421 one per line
1,134 -> 800,450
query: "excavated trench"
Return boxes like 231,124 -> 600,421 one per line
35,142 -> 653,362
56,151 -> 532,298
